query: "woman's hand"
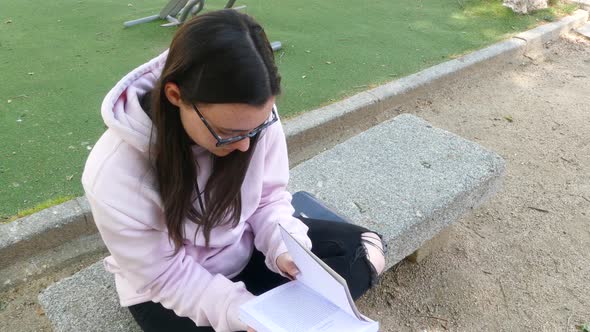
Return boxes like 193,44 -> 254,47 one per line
247,327 -> 256,332
276,252 -> 300,280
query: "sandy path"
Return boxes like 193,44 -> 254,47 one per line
359,34 -> 590,331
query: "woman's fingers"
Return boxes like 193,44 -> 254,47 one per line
285,258 -> 300,278
276,252 -> 300,279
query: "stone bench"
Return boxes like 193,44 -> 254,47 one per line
38,114 -> 505,332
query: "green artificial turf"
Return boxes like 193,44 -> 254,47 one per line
0,0 -> 577,220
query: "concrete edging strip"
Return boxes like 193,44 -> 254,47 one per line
1,9 -> 587,273
569,0 -> 590,11
0,197 -> 95,269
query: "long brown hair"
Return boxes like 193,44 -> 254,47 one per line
148,10 -> 281,251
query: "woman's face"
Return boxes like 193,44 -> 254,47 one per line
177,96 -> 276,157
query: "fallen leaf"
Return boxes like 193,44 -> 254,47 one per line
504,115 -> 513,122
66,175 -> 74,181
36,307 -> 45,316
301,75 -> 307,79
28,72 -> 34,76
5,19 -> 12,24
325,61 -> 332,65
7,100 -> 12,103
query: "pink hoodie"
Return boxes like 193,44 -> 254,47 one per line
82,50 -> 312,332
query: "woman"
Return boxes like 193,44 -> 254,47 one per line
82,10 -> 385,332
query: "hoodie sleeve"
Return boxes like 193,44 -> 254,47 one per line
84,188 -> 254,332
246,120 -> 313,275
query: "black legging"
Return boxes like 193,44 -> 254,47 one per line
128,218 -> 381,332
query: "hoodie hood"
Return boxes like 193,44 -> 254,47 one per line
100,50 -> 169,154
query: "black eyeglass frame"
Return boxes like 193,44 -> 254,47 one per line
192,103 -> 278,147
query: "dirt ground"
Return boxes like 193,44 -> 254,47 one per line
358,34 -> 590,331
1,34 -> 589,332
0,252 -> 106,332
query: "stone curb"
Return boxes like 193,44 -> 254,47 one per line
0,197 -> 95,269
514,9 -> 589,58
1,9 -> 587,280
570,0 -> 590,10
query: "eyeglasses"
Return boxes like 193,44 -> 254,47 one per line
192,103 -> 278,147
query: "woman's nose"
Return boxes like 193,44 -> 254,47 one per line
234,137 -> 250,152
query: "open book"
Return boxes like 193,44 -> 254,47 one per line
239,225 -> 379,332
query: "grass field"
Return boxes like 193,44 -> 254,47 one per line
0,0 -> 577,220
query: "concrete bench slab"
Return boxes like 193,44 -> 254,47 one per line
288,114 -> 505,269
39,114 -> 505,331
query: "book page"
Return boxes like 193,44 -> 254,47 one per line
240,281 -> 378,332
279,225 -> 364,320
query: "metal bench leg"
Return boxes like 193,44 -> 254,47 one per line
176,0 -> 204,24
225,0 -> 237,8
123,14 -> 160,28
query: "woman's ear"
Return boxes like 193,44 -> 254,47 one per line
164,82 -> 183,107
